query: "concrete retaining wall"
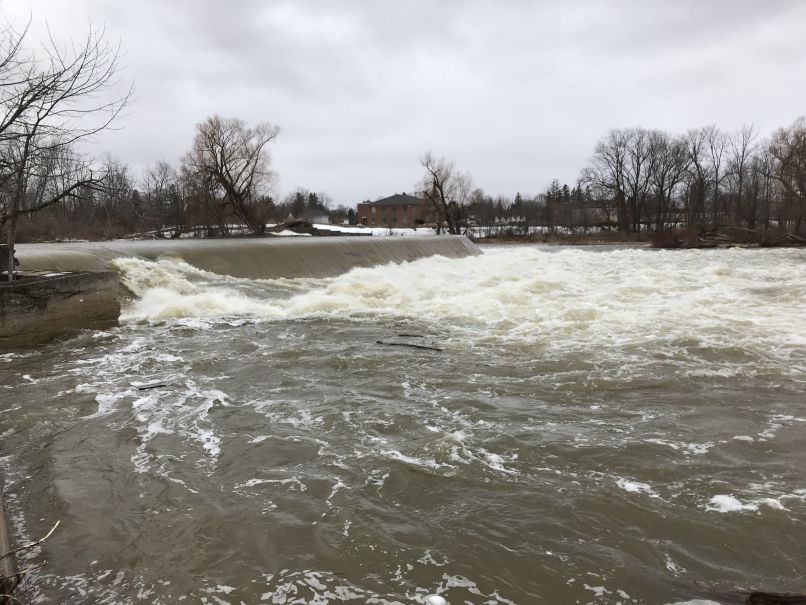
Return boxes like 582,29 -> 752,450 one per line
0,272 -> 120,348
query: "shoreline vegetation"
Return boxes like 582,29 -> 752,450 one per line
12,220 -> 806,251
471,226 -> 806,248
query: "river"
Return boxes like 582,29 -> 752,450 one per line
1,244 -> 805,604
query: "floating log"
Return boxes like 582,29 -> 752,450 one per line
133,380 -> 172,391
376,340 -> 443,352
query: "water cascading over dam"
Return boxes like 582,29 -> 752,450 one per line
3,236 -> 479,346
15,235 -> 482,279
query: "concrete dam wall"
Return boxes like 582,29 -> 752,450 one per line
15,235 -> 482,279
0,271 -> 120,347
2,236 -> 480,347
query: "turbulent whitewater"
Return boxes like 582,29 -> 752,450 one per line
1,245 -> 805,604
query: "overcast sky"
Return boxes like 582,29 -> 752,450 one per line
2,0 -> 805,205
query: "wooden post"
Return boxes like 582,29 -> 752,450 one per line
0,480 -> 19,603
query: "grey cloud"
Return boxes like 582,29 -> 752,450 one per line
2,0 -> 805,204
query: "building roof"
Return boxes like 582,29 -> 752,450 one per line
361,193 -> 425,207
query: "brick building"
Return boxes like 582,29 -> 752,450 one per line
356,193 -> 434,227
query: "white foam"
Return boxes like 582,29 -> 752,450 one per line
196,428 -> 221,457
665,553 -> 686,576
111,249 -> 806,365
235,477 -> 307,492
707,494 -> 750,512
118,381 -> 229,473
84,391 -> 130,418
247,435 -> 270,444
616,478 -> 658,498
583,584 -> 610,597
417,550 -> 448,567
383,449 -> 455,473
644,438 -> 714,455
706,494 -> 785,513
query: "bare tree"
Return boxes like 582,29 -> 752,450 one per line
683,127 -> 711,226
727,125 -> 758,227
419,152 -> 473,235
183,115 -> 279,236
93,156 -> 134,234
581,129 -> 629,230
768,117 -> 806,235
622,128 -> 657,231
0,21 -> 131,278
705,124 -> 728,224
648,131 -> 689,231
750,146 -> 775,230
142,160 -> 184,235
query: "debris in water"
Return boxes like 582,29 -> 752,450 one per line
742,591 -> 806,605
133,380 -> 172,391
376,340 -> 443,352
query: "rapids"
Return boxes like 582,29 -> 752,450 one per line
1,244 -> 805,604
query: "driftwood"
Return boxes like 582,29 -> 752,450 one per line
743,592 -> 806,605
0,521 -> 59,604
692,588 -> 806,605
376,340 -> 443,352
135,381 -> 169,391
0,521 -> 59,564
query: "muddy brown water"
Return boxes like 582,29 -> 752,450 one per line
1,244 -> 805,604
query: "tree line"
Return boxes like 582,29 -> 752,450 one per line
0,22 -> 348,281
0,21 -> 130,277
3,20 -> 806,277
422,120 -> 806,238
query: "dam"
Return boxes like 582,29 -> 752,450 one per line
14,235 -> 482,279
1,236 -> 481,347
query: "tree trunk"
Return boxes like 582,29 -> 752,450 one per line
5,211 -> 16,280
617,193 -> 628,231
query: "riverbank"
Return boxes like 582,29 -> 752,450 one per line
470,226 -> 806,248
474,232 -> 652,246
0,272 -> 120,348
